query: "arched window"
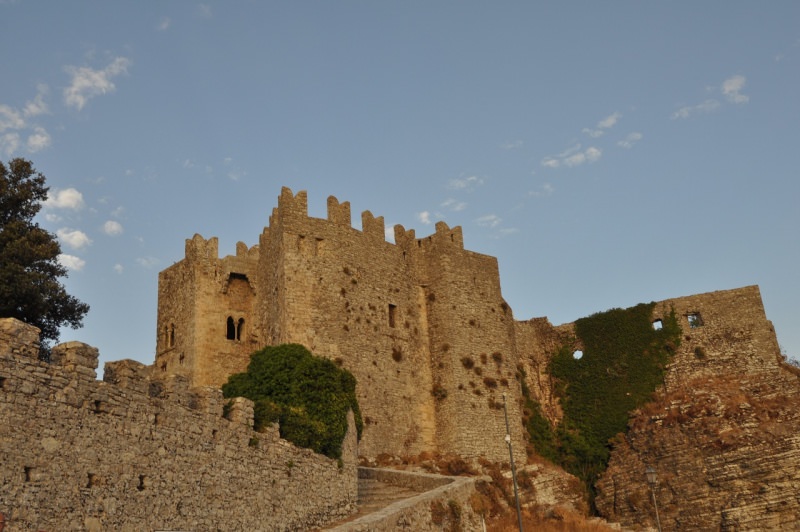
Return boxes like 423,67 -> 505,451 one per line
169,323 -> 175,347
237,318 -> 245,341
226,317 -> 236,340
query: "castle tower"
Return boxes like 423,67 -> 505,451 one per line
155,234 -> 260,386
155,188 -> 527,462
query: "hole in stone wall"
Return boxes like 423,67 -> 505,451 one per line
652,319 -> 663,330
87,473 -> 96,488
573,350 -> 584,360
388,304 -> 397,328
137,475 -> 146,491
0,376 -> 5,390
688,313 -> 704,328
93,400 -> 104,414
24,466 -> 33,482
237,318 -> 245,340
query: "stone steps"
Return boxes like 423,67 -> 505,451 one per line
356,477 -> 421,514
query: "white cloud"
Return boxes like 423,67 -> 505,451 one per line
529,183 -> 554,198
23,85 -> 49,117
58,254 -> 86,271
617,132 -> 643,149
45,188 -> 85,210
26,127 -> 51,152
113,264 -> 124,274
64,57 -> 131,111
111,206 -> 125,218
585,146 -> 602,162
722,75 -> 749,104
441,198 -> 467,211
583,112 -> 621,138
157,17 -> 171,31
670,99 -> 720,120
417,211 -> 432,225
543,146 -> 601,168
0,132 -> 20,156
597,112 -> 621,129
541,157 -> 560,169
57,228 -> 92,250
448,176 -> 484,190
136,256 -> 160,269
103,220 -> 123,236
0,104 -> 24,132
476,214 -> 501,228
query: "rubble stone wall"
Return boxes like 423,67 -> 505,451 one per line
0,318 -> 357,531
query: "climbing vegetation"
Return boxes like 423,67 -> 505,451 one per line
523,303 -> 681,502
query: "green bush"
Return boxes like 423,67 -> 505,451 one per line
222,343 -> 363,459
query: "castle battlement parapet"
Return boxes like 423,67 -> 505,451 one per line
0,317 -> 358,530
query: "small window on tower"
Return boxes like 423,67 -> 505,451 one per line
388,304 -> 397,328
237,318 -> 245,341
226,317 -> 236,340
687,313 -> 704,329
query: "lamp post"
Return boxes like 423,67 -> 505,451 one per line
645,465 -> 662,532
502,392 -> 524,532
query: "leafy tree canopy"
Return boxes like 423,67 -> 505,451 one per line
222,343 -> 363,459
0,158 -> 89,352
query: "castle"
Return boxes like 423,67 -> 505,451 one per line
3,187 -> 797,530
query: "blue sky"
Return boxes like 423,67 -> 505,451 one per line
2,1 -> 798,370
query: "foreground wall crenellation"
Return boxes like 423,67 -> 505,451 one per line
0,318 -> 358,531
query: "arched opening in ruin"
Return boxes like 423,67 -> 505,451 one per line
227,317 -> 236,340
237,318 -> 245,340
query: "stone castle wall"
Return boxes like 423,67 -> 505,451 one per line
156,187 -> 526,463
0,318 -> 358,531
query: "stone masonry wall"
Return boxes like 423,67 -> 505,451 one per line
0,318 -> 358,531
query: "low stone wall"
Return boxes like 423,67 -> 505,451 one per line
0,318 -> 357,531
327,467 -> 484,531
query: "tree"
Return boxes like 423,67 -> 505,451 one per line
222,344 -> 363,459
0,158 -> 89,354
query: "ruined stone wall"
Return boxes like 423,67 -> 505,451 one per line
0,318 -> 358,531
589,286 -> 800,529
514,318 -> 574,423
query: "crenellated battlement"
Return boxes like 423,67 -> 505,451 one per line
184,233 -> 219,262
0,317 -> 358,530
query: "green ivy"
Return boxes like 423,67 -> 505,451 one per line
525,303 -> 681,502
222,343 -> 363,459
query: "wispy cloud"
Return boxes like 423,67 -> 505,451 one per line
0,86 -> 52,155
45,188 -> 85,210
617,132 -> 643,149
136,256 -> 160,269
671,99 -> 720,120
156,17 -> 171,31
58,254 -> 86,271
103,220 -> 123,236
529,183 -> 554,197
57,228 -> 92,250
476,214 -> 501,228
417,211 -> 432,225
583,112 -> 621,138
722,75 -> 749,104
672,75 -> 749,120
448,175 -> 484,190
64,57 -> 131,111
541,145 -> 602,169
441,198 -> 467,211
113,263 -> 124,274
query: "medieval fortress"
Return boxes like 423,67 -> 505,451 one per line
1,187 -> 793,530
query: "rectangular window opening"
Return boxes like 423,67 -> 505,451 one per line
388,304 -> 397,328
652,319 -> 663,330
687,313 -> 704,329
